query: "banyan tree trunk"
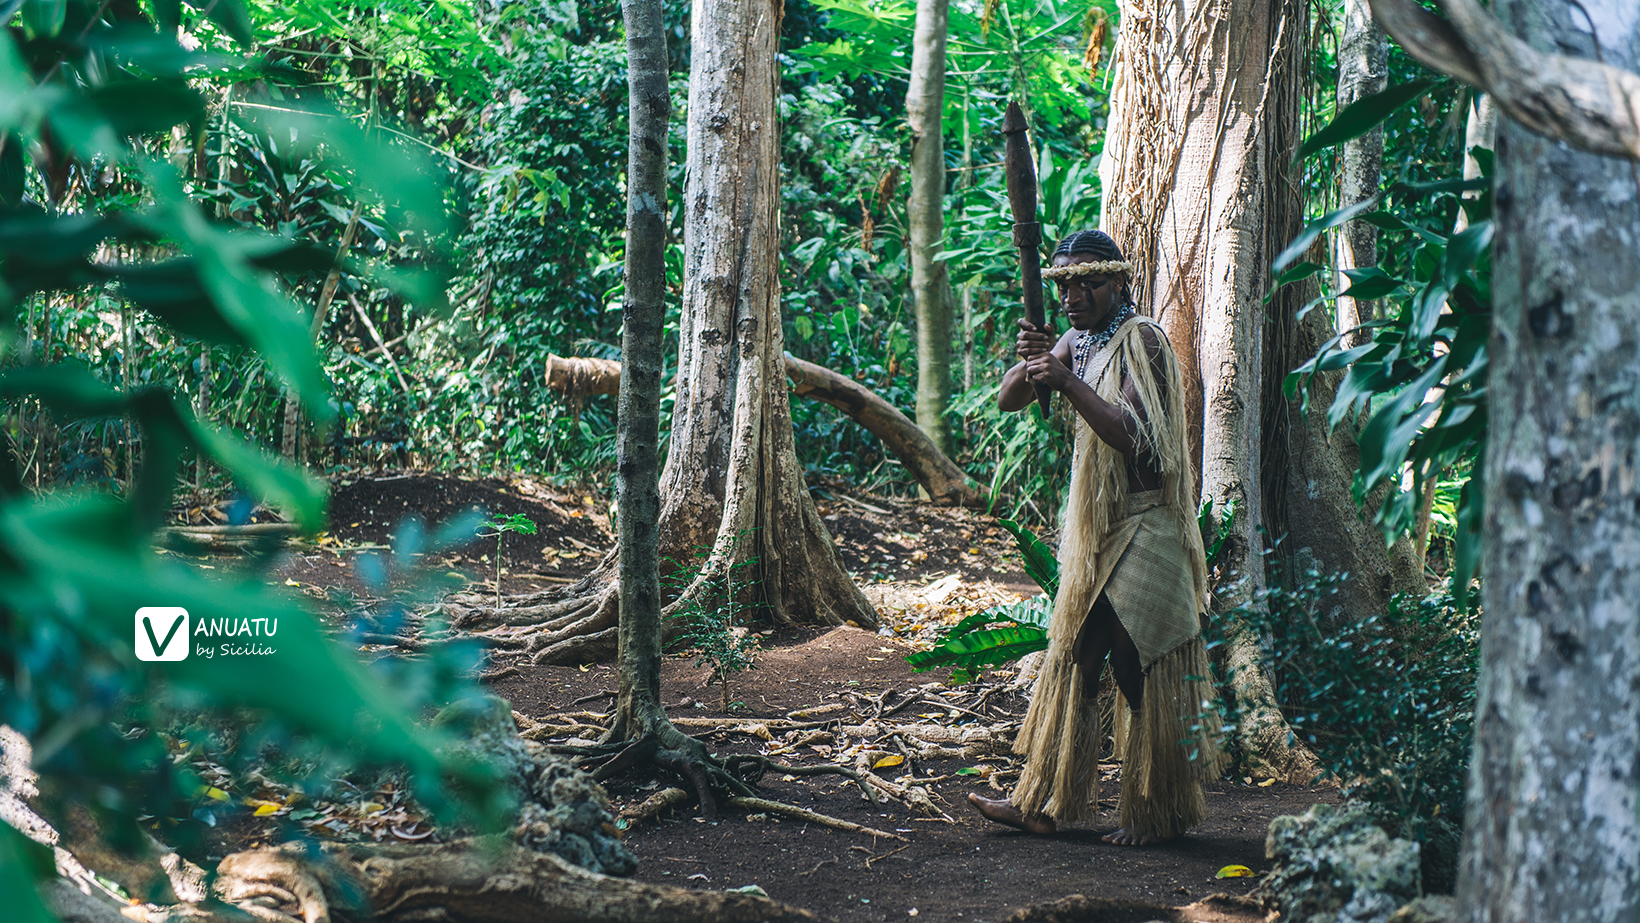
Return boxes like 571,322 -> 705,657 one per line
657,0 -> 874,632
1098,0 -> 1319,781
445,0 -> 876,664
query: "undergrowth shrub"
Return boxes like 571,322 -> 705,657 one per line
1211,548 -> 1479,889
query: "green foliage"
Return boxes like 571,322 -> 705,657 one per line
906,517 -> 1055,683
1278,169 -> 1490,604
483,512 -> 537,606
1214,549 -> 1478,853
665,547 -> 762,712
1294,78 -> 1442,163
0,2 -> 499,911
1198,496 -> 1237,565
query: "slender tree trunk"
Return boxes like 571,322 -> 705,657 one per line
906,0 -> 955,455
657,0 -> 875,631
1456,5 -> 1640,920
610,0 -> 673,743
1333,0 -> 1387,343
1099,0 -> 1318,781
1452,91 -> 1496,234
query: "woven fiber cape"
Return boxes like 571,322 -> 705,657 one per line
1011,315 -> 1226,831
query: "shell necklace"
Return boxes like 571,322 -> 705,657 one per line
1071,303 -> 1135,380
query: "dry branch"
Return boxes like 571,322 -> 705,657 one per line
726,797 -> 905,841
540,354 -> 984,507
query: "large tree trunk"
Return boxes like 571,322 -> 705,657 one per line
654,0 -> 875,631
611,0 -> 675,744
906,0 -> 955,456
1098,0 -> 1318,781
1333,0 -> 1387,344
449,0 -> 876,662
1455,4 -> 1640,920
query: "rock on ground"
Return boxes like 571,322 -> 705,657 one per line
1264,802 -> 1421,923
434,695 -> 637,876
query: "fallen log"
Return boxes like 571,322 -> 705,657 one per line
543,353 -> 984,507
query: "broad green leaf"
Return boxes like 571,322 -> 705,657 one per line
1338,269 -> 1404,301
1295,79 -> 1439,162
1274,196 -> 1380,272
87,80 -> 204,136
1356,360 -> 1448,490
996,518 -> 1058,595
1451,472 -> 1484,610
1442,221 -> 1493,292
20,0 -> 66,39
1273,260 -> 1324,288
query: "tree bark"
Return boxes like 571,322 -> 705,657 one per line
1334,0 -> 1387,344
655,0 -> 875,630
451,0 -> 878,662
906,0 -> 956,455
611,0 -> 676,745
1455,4 -> 1640,920
1452,91 -> 1496,234
1099,0 -> 1319,781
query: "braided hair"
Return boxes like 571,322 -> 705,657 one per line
1052,229 -> 1124,262
1051,230 -> 1136,308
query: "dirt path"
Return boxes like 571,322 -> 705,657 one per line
490,628 -> 1336,923
209,472 -> 1337,921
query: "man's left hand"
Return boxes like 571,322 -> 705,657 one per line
1024,352 -> 1076,392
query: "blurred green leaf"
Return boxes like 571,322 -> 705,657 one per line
1295,79 -> 1439,162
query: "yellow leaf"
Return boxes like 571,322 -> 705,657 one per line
1258,777 -> 1277,787
200,786 -> 230,802
362,802 -> 385,814
1216,865 -> 1254,879
873,754 -> 904,769
578,664 -> 591,672
253,804 -> 281,817
284,579 -> 300,587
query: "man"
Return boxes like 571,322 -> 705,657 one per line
969,230 -> 1224,845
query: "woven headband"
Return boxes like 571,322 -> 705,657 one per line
1040,259 -> 1134,280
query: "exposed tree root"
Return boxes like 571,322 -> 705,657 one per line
122,839 -> 823,923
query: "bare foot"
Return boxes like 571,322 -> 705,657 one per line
1101,826 -> 1171,846
967,794 -> 1056,835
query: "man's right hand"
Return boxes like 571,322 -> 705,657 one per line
1016,318 -> 1055,360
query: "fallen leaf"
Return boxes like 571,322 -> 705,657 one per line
284,579 -> 301,587
1216,865 -> 1254,879
579,664 -> 590,672
955,767 -> 982,776
1258,777 -> 1277,787
253,803 -> 281,817
200,786 -> 231,802
873,754 -> 905,769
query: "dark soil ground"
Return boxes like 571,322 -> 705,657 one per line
490,627 -> 1334,923
185,472 -> 1338,922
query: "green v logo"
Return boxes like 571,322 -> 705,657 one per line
135,608 -> 190,661
144,615 -> 184,655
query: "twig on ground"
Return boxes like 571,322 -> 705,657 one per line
798,856 -> 838,877
865,843 -> 912,869
572,689 -> 616,706
720,754 -> 878,803
726,797 -> 904,841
